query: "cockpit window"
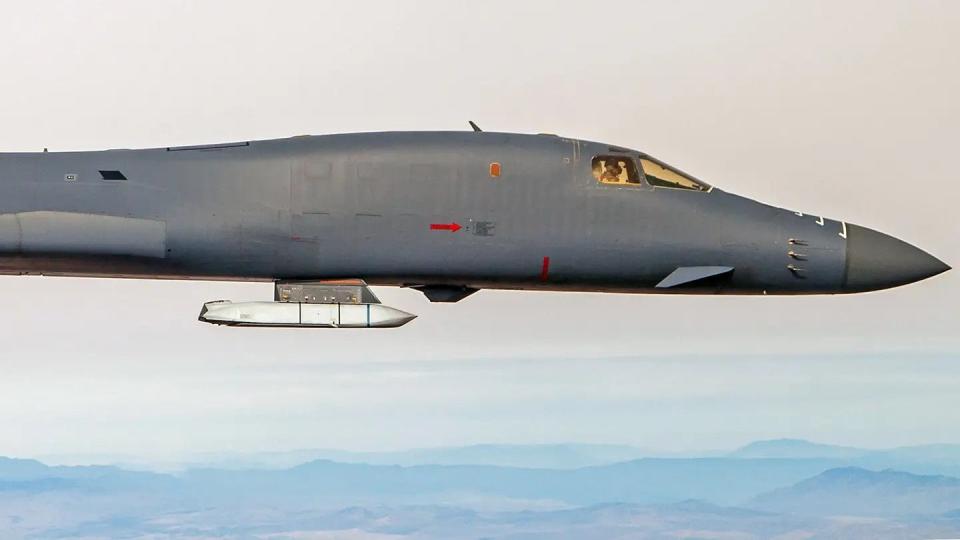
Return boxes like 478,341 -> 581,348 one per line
639,158 -> 709,191
592,156 -> 642,185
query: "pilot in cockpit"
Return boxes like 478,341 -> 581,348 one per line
601,160 -> 624,183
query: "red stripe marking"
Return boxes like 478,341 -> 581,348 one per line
540,256 -> 550,282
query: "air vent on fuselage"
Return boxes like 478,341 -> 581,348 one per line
99,170 -> 127,181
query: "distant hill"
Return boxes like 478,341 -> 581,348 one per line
201,440 -> 960,479
855,444 -> 960,477
7,452 -> 960,537
750,467 -> 960,517
729,439 -> 868,459
44,440 -> 960,477
0,457 -> 52,481
0,457 -> 176,492
384,443 -> 650,469
727,440 -> 960,478
11,440 -> 960,512
0,454 -> 848,507
177,456 -> 845,507
186,443 -> 651,470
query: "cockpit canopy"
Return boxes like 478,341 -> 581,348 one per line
592,154 -> 710,192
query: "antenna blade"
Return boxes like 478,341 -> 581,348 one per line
468,121 -> 482,132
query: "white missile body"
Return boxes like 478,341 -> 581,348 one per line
198,300 -> 416,328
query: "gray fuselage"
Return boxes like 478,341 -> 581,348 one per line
0,131 -> 948,295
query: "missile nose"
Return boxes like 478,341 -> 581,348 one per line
397,313 -> 418,326
843,224 -> 950,292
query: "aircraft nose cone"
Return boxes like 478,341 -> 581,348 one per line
843,224 -> 950,292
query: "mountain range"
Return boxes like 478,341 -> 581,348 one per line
752,466 -> 960,517
7,440 -> 960,538
41,438 -> 960,474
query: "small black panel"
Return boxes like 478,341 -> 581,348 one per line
99,170 -> 127,181
409,285 -> 479,303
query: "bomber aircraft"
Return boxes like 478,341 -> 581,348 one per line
0,124 -> 949,328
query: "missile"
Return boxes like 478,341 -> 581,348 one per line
198,300 -> 416,328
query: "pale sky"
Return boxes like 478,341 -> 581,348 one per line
0,0 -> 957,460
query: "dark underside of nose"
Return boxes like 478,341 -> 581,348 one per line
843,224 -> 951,292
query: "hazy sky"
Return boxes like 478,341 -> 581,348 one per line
0,1 -> 957,460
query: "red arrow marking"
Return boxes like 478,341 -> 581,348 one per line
430,222 -> 462,232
